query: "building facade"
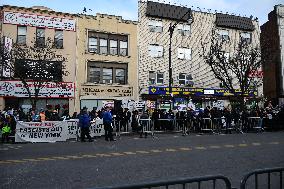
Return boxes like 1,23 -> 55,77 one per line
138,1 -> 261,108
0,5 -> 76,113
75,13 -> 138,112
261,5 -> 284,105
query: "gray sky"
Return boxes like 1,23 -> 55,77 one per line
1,0 -> 283,24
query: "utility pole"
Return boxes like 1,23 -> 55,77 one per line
168,10 -> 191,110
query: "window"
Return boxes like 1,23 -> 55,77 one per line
149,20 -> 163,33
156,73 -> 164,84
149,45 -> 163,58
89,67 -> 100,83
54,30 -> 63,49
110,40 -> 118,55
240,32 -> 252,44
119,41 -> 128,56
36,28 -> 45,47
88,32 -> 128,56
88,37 -> 98,53
17,26 -> 27,45
219,51 -> 230,63
149,71 -> 156,85
87,62 -> 127,85
179,73 -> 193,86
218,30 -> 229,41
115,69 -> 126,84
177,24 -> 191,36
103,68 -> 112,84
99,39 -> 108,54
178,48 -> 192,60
149,71 -> 163,84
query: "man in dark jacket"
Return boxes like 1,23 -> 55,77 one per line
103,107 -> 115,141
78,107 -> 93,142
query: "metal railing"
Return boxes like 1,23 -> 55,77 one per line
240,167 -> 284,189
91,175 -> 232,189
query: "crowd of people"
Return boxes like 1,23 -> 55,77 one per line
1,101 -> 284,143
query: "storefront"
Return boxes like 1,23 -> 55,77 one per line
0,81 -> 75,114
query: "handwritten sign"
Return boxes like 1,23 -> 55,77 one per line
4,11 -> 76,31
80,85 -> 133,97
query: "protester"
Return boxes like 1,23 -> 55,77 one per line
78,107 -> 93,142
1,121 -> 11,143
103,106 -> 115,141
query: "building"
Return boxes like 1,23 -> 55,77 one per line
138,1 -> 261,109
0,5 -> 76,113
261,4 -> 284,105
75,13 -> 138,112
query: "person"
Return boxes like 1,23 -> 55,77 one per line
50,110 -> 60,121
1,121 -> 11,143
39,109 -> 46,122
138,111 -> 149,138
78,107 -> 93,142
90,107 -> 97,120
103,106 -> 115,141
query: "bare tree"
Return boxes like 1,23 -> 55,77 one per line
202,30 -> 263,110
0,37 -> 69,109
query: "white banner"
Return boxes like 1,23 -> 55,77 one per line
4,11 -> 76,31
2,37 -> 13,77
15,121 -> 69,143
66,119 -> 105,138
0,81 -> 75,98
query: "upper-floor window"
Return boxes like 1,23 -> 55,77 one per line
240,32 -> 252,44
88,62 -> 127,85
149,71 -> 163,85
99,39 -> 108,54
54,30 -> 63,49
120,41 -> 128,56
219,51 -> 230,63
218,30 -> 229,41
36,28 -> 45,47
178,48 -> 192,60
149,44 -> 163,58
179,73 -> 193,86
17,26 -> 27,45
177,24 -> 191,36
88,37 -> 98,53
88,32 -> 128,56
110,40 -> 118,55
149,20 -> 163,33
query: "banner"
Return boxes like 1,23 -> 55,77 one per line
4,11 -> 76,31
66,119 -> 105,138
0,81 -> 75,98
15,121 -> 69,143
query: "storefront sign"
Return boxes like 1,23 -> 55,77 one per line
81,85 -> 133,97
149,86 -> 257,97
15,121 -> 69,143
3,11 -> 76,31
0,81 -> 75,98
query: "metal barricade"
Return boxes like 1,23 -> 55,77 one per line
247,117 -> 263,132
175,118 -> 188,135
92,175 -> 232,189
240,167 -> 284,189
138,119 -> 154,137
201,118 -> 214,133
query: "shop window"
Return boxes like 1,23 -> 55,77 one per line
218,30 -> 229,41
178,48 -> 192,60
17,26 -> 27,45
149,20 -> 163,33
54,30 -> 63,49
177,24 -> 191,36
149,44 -> 163,58
36,28 -> 45,47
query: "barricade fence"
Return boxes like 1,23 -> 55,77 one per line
90,167 -> 284,189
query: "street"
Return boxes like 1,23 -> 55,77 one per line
1,131 -> 284,189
